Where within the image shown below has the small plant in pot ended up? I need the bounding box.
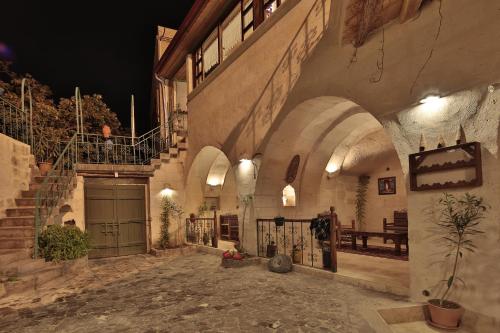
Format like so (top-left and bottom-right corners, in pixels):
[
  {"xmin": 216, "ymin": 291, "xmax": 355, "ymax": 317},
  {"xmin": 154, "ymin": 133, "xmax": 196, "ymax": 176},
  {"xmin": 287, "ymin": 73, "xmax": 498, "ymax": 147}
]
[
  {"xmin": 291, "ymin": 240, "xmax": 305, "ymax": 264},
  {"xmin": 265, "ymin": 233, "xmax": 277, "ymax": 258},
  {"xmin": 274, "ymin": 216, "xmax": 285, "ymax": 227},
  {"xmin": 426, "ymin": 192, "xmax": 487, "ymax": 330}
]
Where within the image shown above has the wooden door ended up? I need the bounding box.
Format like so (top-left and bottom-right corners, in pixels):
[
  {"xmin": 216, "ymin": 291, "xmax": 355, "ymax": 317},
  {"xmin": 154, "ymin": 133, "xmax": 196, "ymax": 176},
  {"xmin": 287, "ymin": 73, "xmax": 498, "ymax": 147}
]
[{"xmin": 85, "ymin": 184, "xmax": 146, "ymax": 258}]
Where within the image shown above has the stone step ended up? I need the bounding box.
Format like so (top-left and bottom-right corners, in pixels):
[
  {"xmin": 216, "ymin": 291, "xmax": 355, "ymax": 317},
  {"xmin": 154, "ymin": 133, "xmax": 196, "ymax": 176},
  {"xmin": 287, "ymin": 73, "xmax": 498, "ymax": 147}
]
[
  {"xmin": 169, "ymin": 147, "xmax": 179, "ymax": 157},
  {"xmin": 1, "ymin": 265, "xmax": 63, "ymax": 297},
  {"xmin": 15, "ymin": 198, "xmax": 35, "ymax": 206},
  {"xmin": 0, "ymin": 226, "xmax": 34, "ymax": 238},
  {"xmin": 2, "ymin": 276, "xmax": 35, "ymax": 296},
  {"xmin": 0, "ymin": 249, "xmax": 31, "ymax": 266},
  {"xmin": 34, "ymin": 265, "xmax": 63, "ymax": 287},
  {"xmin": 0, "ymin": 237, "xmax": 34, "ymax": 249},
  {"xmin": 21, "ymin": 190, "xmax": 37, "ymax": 198},
  {"xmin": 1, "ymin": 258, "xmax": 46, "ymax": 276},
  {"xmin": 6, "ymin": 207, "xmax": 37, "ymax": 217},
  {"xmin": 0, "ymin": 217, "xmax": 34, "ymax": 227}
]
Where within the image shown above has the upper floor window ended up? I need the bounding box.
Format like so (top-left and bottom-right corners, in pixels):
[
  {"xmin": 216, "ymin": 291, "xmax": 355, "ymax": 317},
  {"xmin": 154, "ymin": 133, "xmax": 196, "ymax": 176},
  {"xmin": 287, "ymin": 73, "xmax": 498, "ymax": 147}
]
[
  {"xmin": 203, "ymin": 28, "xmax": 219, "ymax": 76},
  {"xmin": 222, "ymin": 5, "xmax": 242, "ymax": 60},
  {"xmin": 192, "ymin": 0, "xmax": 286, "ymax": 88}
]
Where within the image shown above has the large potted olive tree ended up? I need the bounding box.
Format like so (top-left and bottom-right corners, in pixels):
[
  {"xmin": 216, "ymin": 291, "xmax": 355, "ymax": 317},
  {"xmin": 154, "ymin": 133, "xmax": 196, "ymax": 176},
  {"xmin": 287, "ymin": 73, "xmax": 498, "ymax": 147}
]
[{"xmin": 426, "ymin": 192, "xmax": 487, "ymax": 330}]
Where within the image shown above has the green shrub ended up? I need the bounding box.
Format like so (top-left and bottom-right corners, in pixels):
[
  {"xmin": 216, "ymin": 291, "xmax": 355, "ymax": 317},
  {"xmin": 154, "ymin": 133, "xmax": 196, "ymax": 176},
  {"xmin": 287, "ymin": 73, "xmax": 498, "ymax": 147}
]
[{"xmin": 38, "ymin": 225, "xmax": 90, "ymax": 261}]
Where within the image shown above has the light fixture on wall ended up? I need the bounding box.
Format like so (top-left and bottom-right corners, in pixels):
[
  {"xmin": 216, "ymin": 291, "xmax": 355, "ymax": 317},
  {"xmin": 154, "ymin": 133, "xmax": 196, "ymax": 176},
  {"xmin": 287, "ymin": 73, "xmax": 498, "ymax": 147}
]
[
  {"xmin": 325, "ymin": 163, "xmax": 339, "ymax": 179},
  {"xmin": 419, "ymin": 95, "xmax": 441, "ymax": 104},
  {"xmin": 160, "ymin": 183, "xmax": 175, "ymax": 197},
  {"xmin": 206, "ymin": 176, "xmax": 222, "ymax": 186},
  {"xmin": 419, "ymin": 94, "xmax": 445, "ymax": 113},
  {"xmin": 488, "ymin": 83, "xmax": 500, "ymax": 93}
]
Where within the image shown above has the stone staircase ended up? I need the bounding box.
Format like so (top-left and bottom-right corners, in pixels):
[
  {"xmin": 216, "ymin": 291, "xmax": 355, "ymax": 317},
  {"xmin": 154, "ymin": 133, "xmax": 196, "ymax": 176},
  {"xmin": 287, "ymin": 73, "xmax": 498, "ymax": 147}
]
[{"xmin": 0, "ymin": 163, "xmax": 77, "ymax": 299}]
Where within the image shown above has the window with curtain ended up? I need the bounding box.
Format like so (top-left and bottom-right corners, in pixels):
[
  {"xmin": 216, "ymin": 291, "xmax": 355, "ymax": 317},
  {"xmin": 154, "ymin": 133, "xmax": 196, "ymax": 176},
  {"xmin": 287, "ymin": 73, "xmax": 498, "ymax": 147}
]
[
  {"xmin": 242, "ymin": 0, "xmax": 254, "ymax": 40},
  {"xmin": 202, "ymin": 29, "xmax": 219, "ymax": 76},
  {"xmin": 222, "ymin": 5, "xmax": 242, "ymax": 60}
]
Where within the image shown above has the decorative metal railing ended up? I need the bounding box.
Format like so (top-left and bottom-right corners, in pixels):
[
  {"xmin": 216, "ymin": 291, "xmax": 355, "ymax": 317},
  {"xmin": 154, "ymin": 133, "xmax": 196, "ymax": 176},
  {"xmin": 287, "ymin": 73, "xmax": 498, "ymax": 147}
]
[
  {"xmin": 34, "ymin": 133, "xmax": 78, "ymax": 258},
  {"xmin": 0, "ymin": 90, "xmax": 33, "ymax": 148},
  {"xmin": 32, "ymin": 125, "xmax": 171, "ymax": 257},
  {"xmin": 256, "ymin": 218, "xmax": 328, "ymax": 269},
  {"xmin": 185, "ymin": 217, "xmax": 217, "ymax": 247},
  {"xmin": 74, "ymin": 126, "xmax": 169, "ymax": 165}
]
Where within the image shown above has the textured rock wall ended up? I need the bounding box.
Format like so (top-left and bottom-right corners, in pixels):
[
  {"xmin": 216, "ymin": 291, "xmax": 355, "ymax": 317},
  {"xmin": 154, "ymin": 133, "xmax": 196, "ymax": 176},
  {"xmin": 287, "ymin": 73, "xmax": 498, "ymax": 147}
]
[
  {"xmin": 0, "ymin": 134, "xmax": 32, "ymax": 218},
  {"xmin": 383, "ymin": 86, "xmax": 500, "ymax": 326}
]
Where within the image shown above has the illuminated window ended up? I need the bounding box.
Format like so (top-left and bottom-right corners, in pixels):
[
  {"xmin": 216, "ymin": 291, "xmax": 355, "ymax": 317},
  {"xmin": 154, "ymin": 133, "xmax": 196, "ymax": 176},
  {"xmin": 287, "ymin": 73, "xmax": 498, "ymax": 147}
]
[
  {"xmin": 222, "ymin": 5, "xmax": 242, "ymax": 60},
  {"xmin": 282, "ymin": 184, "xmax": 296, "ymax": 207},
  {"xmin": 202, "ymin": 28, "xmax": 219, "ymax": 76},
  {"xmin": 242, "ymin": 0, "xmax": 254, "ymax": 40}
]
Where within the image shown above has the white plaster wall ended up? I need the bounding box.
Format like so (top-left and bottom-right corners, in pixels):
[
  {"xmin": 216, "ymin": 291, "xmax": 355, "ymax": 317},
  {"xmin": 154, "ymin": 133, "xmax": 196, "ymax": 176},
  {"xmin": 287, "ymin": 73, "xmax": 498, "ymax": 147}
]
[
  {"xmin": 149, "ymin": 160, "xmax": 186, "ymax": 248},
  {"xmin": 384, "ymin": 86, "xmax": 500, "ymax": 329},
  {"xmin": 58, "ymin": 176, "xmax": 85, "ymax": 231},
  {"xmin": 0, "ymin": 134, "xmax": 31, "ymax": 218}
]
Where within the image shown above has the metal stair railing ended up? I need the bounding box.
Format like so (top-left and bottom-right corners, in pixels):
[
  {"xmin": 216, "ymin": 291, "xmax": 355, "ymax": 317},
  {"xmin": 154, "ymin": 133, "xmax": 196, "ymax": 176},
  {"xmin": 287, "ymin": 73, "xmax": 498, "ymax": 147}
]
[
  {"xmin": 0, "ymin": 79, "xmax": 33, "ymax": 148},
  {"xmin": 33, "ymin": 125, "xmax": 172, "ymax": 258},
  {"xmin": 34, "ymin": 133, "xmax": 78, "ymax": 258}
]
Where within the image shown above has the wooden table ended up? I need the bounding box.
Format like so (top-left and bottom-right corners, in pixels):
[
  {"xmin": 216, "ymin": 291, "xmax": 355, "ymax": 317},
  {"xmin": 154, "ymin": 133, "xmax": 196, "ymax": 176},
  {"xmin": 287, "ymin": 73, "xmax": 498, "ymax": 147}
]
[{"xmin": 341, "ymin": 230, "xmax": 408, "ymax": 256}]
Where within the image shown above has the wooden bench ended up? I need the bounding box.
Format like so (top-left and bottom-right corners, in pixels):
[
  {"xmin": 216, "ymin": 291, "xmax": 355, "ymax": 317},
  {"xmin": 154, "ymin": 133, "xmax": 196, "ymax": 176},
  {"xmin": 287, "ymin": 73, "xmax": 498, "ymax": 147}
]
[
  {"xmin": 383, "ymin": 211, "xmax": 408, "ymax": 243},
  {"xmin": 336, "ymin": 219, "xmax": 355, "ymax": 248}
]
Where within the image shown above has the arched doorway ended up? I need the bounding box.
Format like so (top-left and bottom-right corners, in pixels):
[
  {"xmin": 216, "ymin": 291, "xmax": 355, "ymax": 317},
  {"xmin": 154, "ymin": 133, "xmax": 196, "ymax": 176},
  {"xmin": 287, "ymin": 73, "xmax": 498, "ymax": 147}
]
[
  {"xmin": 253, "ymin": 96, "xmax": 409, "ymax": 291},
  {"xmin": 185, "ymin": 146, "xmax": 240, "ymax": 250}
]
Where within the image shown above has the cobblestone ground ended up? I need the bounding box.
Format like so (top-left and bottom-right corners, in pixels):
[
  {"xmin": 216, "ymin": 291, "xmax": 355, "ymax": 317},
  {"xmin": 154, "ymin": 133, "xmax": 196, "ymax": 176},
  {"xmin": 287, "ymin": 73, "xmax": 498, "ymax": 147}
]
[{"xmin": 0, "ymin": 253, "xmax": 406, "ymax": 333}]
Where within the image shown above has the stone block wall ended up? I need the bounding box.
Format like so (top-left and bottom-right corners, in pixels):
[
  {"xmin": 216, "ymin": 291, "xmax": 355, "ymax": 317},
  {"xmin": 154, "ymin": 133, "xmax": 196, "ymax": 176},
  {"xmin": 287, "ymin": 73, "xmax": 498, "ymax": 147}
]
[{"xmin": 0, "ymin": 134, "xmax": 32, "ymax": 218}]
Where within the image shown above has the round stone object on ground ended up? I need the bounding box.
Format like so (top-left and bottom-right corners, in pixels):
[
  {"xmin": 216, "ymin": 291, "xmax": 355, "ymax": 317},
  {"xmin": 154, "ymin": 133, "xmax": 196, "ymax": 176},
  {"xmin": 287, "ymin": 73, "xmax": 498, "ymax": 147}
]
[{"xmin": 268, "ymin": 254, "xmax": 293, "ymax": 273}]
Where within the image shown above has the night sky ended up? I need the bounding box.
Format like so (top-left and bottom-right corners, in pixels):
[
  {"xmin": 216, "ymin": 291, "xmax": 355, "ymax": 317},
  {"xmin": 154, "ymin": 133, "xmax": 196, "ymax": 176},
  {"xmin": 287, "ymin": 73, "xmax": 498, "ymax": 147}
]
[{"xmin": 0, "ymin": 0, "xmax": 194, "ymax": 134}]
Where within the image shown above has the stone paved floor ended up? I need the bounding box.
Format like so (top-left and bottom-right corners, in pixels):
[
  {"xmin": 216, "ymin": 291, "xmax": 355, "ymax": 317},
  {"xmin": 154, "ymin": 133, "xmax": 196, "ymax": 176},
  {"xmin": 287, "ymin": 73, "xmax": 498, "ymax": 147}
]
[{"xmin": 0, "ymin": 252, "xmax": 408, "ymax": 333}]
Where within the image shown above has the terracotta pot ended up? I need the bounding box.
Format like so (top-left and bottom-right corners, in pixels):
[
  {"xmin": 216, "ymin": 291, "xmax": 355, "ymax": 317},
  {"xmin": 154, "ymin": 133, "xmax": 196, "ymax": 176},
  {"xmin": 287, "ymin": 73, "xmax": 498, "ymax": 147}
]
[
  {"xmin": 102, "ymin": 125, "xmax": 111, "ymax": 138},
  {"xmin": 427, "ymin": 299, "xmax": 464, "ymax": 329},
  {"xmin": 292, "ymin": 249, "xmax": 302, "ymax": 264},
  {"xmin": 39, "ymin": 162, "xmax": 53, "ymax": 176}
]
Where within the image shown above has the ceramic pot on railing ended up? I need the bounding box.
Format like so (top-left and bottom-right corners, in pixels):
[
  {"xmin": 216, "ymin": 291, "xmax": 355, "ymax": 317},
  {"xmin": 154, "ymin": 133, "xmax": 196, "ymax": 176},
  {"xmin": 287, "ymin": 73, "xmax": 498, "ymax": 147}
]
[{"xmin": 102, "ymin": 125, "xmax": 111, "ymax": 138}]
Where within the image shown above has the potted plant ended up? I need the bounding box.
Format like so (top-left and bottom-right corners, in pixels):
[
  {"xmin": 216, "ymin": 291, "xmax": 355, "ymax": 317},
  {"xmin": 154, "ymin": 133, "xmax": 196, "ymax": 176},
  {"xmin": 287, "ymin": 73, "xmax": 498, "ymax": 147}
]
[
  {"xmin": 426, "ymin": 193, "xmax": 486, "ymax": 330},
  {"xmin": 291, "ymin": 243, "xmax": 303, "ymax": 264},
  {"xmin": 274, "ymin": 216, "xmax": 285, "ymax": 227},
  {"xmin": 202, "ymin": 231, "xmax": 210, "ymax": 246},
  {"xmin": 266, "ymin": 241, "xmax": 277, "ymax": 258}
]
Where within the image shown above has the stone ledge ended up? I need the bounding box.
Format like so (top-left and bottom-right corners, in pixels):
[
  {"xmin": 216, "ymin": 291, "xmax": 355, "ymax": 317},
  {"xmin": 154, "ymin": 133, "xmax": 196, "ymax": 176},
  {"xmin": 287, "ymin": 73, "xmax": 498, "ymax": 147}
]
[
  {"xmin": 220, "ymin": 257, "xmax": 261, "ymax": 268},
  {"xmin": 150, "ymin": 246, "xmax": 198, "ymax": 257}
]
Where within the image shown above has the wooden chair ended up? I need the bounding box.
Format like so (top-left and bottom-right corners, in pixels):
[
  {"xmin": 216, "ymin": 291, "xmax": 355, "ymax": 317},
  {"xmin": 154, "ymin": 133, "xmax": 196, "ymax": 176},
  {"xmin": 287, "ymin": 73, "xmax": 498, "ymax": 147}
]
[
  {"xmin": 383, "ymin": 211, "xmax": 408, "ymax": 243},
  {"xmin": 337, "ymin": 219, "xmax": 355, "ymax": 248}
]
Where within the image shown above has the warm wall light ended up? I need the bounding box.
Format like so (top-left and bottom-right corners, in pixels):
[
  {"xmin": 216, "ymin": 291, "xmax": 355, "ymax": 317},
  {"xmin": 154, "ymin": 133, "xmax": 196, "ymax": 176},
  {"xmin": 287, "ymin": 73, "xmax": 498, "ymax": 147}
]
[
  {"xmin": 160, "ymin": 183, "xmax": 175, "ymax": 197},
  {"xmin": 325, "ymin": 163, "xmax": 338, "ymax": 174},
  {"xmin": 206, "ymin": 176, "xmax": 222, "ymax": 186},
  {"xmin": 419, "ymin": 95, "xmax": 441, "ymax": 104}
]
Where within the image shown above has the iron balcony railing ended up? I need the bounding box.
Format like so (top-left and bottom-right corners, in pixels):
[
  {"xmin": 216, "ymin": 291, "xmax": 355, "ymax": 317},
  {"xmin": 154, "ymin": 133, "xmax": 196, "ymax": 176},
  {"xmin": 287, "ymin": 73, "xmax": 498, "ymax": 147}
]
[
  {"xmin": 185, "ymin": 217, "xmax": 217, "ymax": 247},
  {"xmin": 257, "ymin": 218, "xmax": 329, "ymax": 269},
  {"xmin": 75, "ymin": 125, "xmax": 169, "ymax": 165},
  {"xmin": 33, "ymin": 126, "xmax": 171, "ymax": 257},
  {"xmin": 0, "ymin": 95, "xmax": 33, "ymax": 147}
]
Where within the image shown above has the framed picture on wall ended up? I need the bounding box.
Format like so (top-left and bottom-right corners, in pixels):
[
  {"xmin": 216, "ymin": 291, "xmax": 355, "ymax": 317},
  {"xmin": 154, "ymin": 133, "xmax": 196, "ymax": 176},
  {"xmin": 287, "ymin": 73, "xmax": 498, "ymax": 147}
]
[{"xmin": 378, "ymin": 177, "xmax": 396, "ymax": 195}]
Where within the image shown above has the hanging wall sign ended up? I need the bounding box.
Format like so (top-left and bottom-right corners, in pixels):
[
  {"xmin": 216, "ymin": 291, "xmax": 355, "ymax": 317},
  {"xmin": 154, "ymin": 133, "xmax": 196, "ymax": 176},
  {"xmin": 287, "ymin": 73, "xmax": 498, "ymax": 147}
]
[{"xmin": 285, "ymin": 155, "xmax": 300, "ymax": 184}]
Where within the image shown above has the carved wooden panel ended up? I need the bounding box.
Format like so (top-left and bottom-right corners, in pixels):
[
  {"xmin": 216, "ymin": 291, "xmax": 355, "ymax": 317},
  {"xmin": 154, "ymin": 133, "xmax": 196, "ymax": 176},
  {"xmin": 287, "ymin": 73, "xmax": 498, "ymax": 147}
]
[{"xmin": 409, "ymin": 142, "xmax": 482, "ymax": 191}]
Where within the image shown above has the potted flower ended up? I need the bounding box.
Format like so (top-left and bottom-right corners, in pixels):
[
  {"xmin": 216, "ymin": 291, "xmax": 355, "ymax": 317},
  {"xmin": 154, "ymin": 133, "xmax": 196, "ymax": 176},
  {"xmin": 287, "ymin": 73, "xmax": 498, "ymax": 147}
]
[
  {"xmin": 426, "ymin": 193, "xmax": 486, "ymax": 330},
  {"xmin": 274, "ymin": 216, "xmax": 285, "ymax": 227}
]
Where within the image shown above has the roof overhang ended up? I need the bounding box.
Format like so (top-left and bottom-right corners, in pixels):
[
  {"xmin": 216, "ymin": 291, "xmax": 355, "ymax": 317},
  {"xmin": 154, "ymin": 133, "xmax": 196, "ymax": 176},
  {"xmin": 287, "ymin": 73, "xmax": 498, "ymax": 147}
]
[{"xmin": 155, "ymin": 0, "xmax": 240, "ymax": 79}]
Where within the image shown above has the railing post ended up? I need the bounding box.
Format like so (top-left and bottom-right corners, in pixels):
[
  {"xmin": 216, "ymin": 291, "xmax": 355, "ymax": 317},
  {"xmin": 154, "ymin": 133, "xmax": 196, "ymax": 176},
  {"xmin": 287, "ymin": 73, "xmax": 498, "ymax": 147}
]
[
  {"xmin": 329, "ymin": 206, "xmax": 338, "ymax": 273},
  {"xmin": 212, "ymin": 209, "xmax": 218, "ymax": 248}
]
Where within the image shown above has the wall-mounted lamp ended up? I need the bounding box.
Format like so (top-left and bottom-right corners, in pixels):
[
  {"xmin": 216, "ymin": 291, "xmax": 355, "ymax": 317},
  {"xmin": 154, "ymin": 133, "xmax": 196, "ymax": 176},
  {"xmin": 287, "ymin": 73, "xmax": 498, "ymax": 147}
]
[
  {"xmin": 206, "ymin": 177, "xmax": 222, "ymax": 186},
  {"xmin": 325, "ymin": 163, "xmax": 339, "ymax": 179},
  {"xmin": 160, "ymin": 183, "xmax": 175, "ymax": 197},
  {"xmin": 419, "ymin": 95, "xmax": 441, "ymax": 104},
  {"xmin": 488, "ymin": 83, "xmax": 500, "ymax": 93}
]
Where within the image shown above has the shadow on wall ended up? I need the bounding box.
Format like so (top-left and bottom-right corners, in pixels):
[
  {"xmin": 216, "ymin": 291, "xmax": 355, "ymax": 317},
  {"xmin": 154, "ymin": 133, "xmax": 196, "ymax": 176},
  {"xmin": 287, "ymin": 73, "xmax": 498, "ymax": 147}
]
[{"xmin": 225, "ymin": 0, "xmax": 330, "ymax": 156}]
